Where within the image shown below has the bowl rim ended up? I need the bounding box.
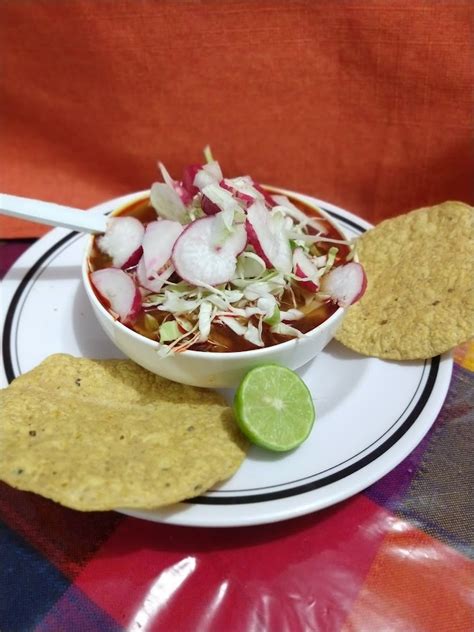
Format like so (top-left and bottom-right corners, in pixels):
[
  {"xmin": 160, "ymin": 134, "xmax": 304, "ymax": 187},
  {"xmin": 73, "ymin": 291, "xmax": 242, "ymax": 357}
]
[{"xmin": 82, "ymin": 188, "xmax": 349, "ymax": 359}]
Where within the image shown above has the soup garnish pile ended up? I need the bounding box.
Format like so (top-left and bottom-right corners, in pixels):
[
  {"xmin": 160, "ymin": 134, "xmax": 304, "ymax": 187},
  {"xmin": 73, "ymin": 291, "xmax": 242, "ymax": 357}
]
[{"xmin": 89, "ymin": 151, "xmax": 366, "ymax": 354}]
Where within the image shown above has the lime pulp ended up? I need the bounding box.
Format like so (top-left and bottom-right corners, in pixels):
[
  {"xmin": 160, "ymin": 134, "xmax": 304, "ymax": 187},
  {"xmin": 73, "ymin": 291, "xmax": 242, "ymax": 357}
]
[{"xmin": 233, "ymin": 365, "xmax": 315, "ymax": 452}]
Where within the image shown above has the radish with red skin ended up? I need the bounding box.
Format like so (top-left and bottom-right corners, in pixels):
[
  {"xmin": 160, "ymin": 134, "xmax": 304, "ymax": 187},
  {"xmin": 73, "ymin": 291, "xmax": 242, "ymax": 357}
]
[
  {"xmin": 293, "ymin": 248, "xmax": 319, "ymax": 293},
  {"xmin": 141, "ymin": 220, "xmax": 183, "ymax": 273},
  {"xmin": 136, "ymin": 257, "xmax": 175, "ymax": 292},
  {"xmin": 234, "ymin": 190, "xmax": 256, "ymax": 206},
  {"xmin": 245, "ymin": 220, "xmax": 273, "ymax": 268},
  {"xmin": 90, "ymin": 268, "xmax": 142, "ymax": 323},
  {"xmin": 219, "ymin": 180, "xmax": 233, "ymax": 193},
  {"xmin": 193, "ymin": 162, "xmax": 223, "ymax": 190},
  {"xmin": 246, "ymin": 201, "xmax": 292, "ymax": 273},
  {"xmin": 121, "ymin": 247, "xmax": 143, "ymax": 270},
  {"xmin": 201, "ymin": 183, "xmax": 243, "ymax": 217},
  {"xmin": 321, "ymin": 262, "xmax": 367, "ymax": 307},
  {"xmin": 253, "ymin": 182, "xmax": 277, "ymax": 208},
  {"xmin": 201, "ymin": 195, "xmax": 221, "ymax": 216},
  {"xmin": 221, "ymin": 179, "xmax": 258, "ymax": 206},
  {"xmin": 182, "ymin": 164, "xmax": 201, "ymax": 198},
  {"xmin": 97, "ymin": 217, "xmax": 145, "ymax": 269},
  {"xmin": 172, "ymin": 216, "xmax": 247, "ymax": 286},
  {"xmin": 135, "ymin": 220, "xmax": 183, "ymax": 291}
]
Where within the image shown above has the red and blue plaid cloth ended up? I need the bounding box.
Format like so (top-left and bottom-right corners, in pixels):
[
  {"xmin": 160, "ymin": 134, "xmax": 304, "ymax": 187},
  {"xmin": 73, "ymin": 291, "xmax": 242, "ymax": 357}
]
[{"xmin": 1, "ymin": 241, "xmax": 473, "ymax": 632}]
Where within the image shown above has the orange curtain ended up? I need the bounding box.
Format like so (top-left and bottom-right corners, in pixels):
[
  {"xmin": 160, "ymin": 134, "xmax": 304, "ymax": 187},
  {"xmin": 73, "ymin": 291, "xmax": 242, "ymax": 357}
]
[{"xmin": 1, "ymin": 0, "xmax": 472, "ymax": 237}]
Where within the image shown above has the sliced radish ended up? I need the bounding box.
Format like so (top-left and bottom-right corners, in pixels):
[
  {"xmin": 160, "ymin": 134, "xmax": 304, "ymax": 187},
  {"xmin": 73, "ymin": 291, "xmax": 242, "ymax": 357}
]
[
  {"xmin": 97, "ymin": 217, "xmax": 145, "ymax": 269},
  {"xmin": 222, "ymin": 176, "xmax": 261, "ymax": 206},
  {"xmin": 121, "ymin": 247, "xmax": 143, "ymax": 269},
  {"xmin": 172, "ymin": 216, "xmax": 247, "ymax": 286},
  {"xmin": 202, "ymin": 183, "xmax": 242, "ymax": 215},
  {"xmin": 321, "ymin": 262, "xmax": 367, "ymax": 307},
  {"xmin": 136, "ymin": 257, "xmax": 175, "ymax": 292},
  {"xmin": 219, "ymin": 180, "xmax": 234, "ymax": 193},
  {"xmin": 246, "ymin": 201, "xmax": 292, "ymax": 273},
  {"xmin": 182, "ymin": 164, "xmax": 201, "ymax": 198},
  {"xmin": 141, "ymin": 220, "xmax": 183, "ymax": 273},
  {"xmin": 90, "ymin": 268, "xmax": 141, "ymax": 322},
  {"xmin": 193, "ymin": 161, "xmax": 223, "ymax": 190},
  {"xmin": 252, "ymin": 182, "xmax": 277, "ymax": 208},
  {"xmin": 135, "ymin": 220, "xmax": 183, "ymax": 292},
  {"xmin": 201, "ymin": 195, "xmax": 221, "ymax": 216},
  {"xmin": 245, "ymin": 220, "xmax": 272, "ymax": 267},
  {"xmin": 293, "ymin": 247, "xmax": 320, "ymax": 293}
]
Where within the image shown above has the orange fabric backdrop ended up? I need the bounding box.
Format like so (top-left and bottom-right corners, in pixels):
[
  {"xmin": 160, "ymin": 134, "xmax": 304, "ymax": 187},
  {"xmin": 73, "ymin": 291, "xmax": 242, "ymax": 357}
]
[{"xmin": 1, "ymin": 0, "xmax": 472, "ymax": 238}]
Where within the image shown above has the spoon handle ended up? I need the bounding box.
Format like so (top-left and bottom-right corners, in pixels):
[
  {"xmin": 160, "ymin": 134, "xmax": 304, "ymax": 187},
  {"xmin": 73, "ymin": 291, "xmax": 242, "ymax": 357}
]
[{"xmin": 0, "ymin": 194, "xmax": 107, "ymax": 234}]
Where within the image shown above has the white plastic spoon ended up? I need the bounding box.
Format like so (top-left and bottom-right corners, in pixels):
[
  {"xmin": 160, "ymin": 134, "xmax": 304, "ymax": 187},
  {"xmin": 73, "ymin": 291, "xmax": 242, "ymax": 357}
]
[{"xmin": 0, "ymin": 193, "xmax": 107, "ymax": 234}]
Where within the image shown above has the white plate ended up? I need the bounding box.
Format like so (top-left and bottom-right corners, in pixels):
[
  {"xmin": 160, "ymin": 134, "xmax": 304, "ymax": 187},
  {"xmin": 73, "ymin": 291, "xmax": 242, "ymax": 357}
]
[{"xmin": 0, "ymin": 192, "xmax": 452, "ymax": 528}]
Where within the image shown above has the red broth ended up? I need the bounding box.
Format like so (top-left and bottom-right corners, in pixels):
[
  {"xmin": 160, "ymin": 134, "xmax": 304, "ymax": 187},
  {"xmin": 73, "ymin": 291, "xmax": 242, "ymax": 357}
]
[{"xmin": 89, "ymin": 194, "xmax": 350, "ymax": 352}]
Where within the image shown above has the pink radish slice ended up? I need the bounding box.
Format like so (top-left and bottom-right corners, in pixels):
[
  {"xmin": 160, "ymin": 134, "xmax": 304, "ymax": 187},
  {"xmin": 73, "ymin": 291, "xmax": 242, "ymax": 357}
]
[
  {"xmin": 221, "ymin": 179, "xmax": 256, "ymax": 206},
  {"xmin": 90, "ymin": 268, "xmax": 142, "ymax": 322},
  {"xmin": 172, "ymin": 216, "xmax": 247, "ymax": 286},
  {"xmin": 121, "ymin": 247, "xmax": 143, "ymax": 269},
  {"xmin": 219, "ymin": 180, "xmax": 233, "ymax": 193},
  {"xmin": 141, "ymin": 220, "xmax": 183, "ymax": 275},
  {"xmin": 321, "ymin": 262, "xmax": 367, "ymax": 307},
  {"xmin": 245, "ymin": 220, "xmax": 273, "ymax": 268},
  {"xmin": 252, "ymin": 182, "xmax": 277, "ymax": 208},
  {"xmin": 182, "ymin": 164, "xmax": 201, "ymax": 197},
  {"xmin": 136, "ymin": 257, "xmax": 175, "ymax": 292},
  {"xmin": 293, "ymin": 248, "xmax": 319, "ymax": 292},
  {"xmin": 201, "ymin": 195, "xmax": 221, "ymax": 216},
  {"xmin": 235, "ymin": 190, "xmax": 255, "ymax": 205},
  {"xmin": 246, "ymin": 201, "xmax": 292, "ymax": 273},
  {"xmin": 97, "ymin": 217, "xmax": 145, "ymax": 269},
  {"xmin": 193, "ymin": 162, "xmax": 223, "ymax": 190}
]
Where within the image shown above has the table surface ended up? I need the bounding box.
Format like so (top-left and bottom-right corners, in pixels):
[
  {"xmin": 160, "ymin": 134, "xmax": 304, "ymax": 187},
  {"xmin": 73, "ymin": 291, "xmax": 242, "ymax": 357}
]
[{"xmin": 1, "ymin": 239, "xmax": 473, "ymax": 632}]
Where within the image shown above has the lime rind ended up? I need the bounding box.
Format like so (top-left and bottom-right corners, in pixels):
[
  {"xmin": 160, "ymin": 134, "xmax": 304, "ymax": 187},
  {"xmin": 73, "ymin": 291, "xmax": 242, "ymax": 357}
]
[{"xmin": 233, "ymin": 365, "xmax": 315, "ymax": 452}]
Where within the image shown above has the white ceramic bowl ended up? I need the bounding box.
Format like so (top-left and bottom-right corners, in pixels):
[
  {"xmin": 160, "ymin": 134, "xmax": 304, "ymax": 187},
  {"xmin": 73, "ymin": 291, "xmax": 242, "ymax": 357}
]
[{"xmin": 82, "ymin": 190, "xmax": 347, "ymax": 388}]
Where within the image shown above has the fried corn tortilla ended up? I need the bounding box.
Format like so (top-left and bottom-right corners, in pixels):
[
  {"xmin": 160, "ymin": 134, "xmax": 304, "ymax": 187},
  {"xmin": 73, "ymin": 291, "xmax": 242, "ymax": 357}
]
[
  {"xmin": 0, "ymin": 354, "xmax": 248, "ymax": 511},
  {"xmin": 336, "ymin": 201, "xmax": 474, "ymax": 359}
]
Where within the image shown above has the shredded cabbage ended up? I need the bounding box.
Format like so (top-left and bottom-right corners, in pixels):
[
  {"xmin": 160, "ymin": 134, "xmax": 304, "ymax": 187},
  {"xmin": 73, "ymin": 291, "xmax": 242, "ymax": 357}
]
[{"xmin": 159, "ymin": 320, "xmax": 181, "ymax": 343}]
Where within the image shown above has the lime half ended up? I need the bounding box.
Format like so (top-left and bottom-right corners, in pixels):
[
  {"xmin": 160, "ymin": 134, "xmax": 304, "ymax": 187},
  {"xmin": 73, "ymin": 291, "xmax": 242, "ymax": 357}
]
[{"xmin": 233, "ymin": 365, "xmax": 315, "ymax": 452}]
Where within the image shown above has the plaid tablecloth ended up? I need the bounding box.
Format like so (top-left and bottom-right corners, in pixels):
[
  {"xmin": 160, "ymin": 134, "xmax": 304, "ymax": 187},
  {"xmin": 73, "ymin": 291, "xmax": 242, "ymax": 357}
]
[{"xmin": 0, "ymin": 240, "xmax": 472, "ymax": 632}]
